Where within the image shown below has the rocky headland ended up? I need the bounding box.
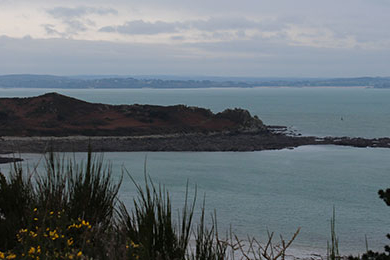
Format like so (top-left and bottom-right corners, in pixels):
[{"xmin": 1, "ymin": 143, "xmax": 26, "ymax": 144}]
[{"xmin": 0, "ymin": 93, "xmax": 389, "ymax": 163}]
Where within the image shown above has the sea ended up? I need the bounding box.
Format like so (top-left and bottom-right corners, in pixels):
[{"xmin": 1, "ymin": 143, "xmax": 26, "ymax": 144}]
[{"xmin": 1, "ymin": 87, "xmax": 390, "ymax": 257}]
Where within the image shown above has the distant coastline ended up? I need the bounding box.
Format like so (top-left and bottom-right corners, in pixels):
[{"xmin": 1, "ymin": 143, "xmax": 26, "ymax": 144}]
[{"xmin": 1, "ymin": 74, "xmax": 390, "ymax": 89}]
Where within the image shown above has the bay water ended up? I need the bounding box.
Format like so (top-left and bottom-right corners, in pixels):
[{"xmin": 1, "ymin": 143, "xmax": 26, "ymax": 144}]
[{"xmin": 1, "ymin": 87, "xmax": 390, "ymax": 256}]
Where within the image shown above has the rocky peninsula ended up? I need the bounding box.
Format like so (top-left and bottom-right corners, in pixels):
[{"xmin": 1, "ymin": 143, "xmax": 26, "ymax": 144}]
[{"xmin": 0, "ymin": 93, "xmax": 389, "ymax": 163}]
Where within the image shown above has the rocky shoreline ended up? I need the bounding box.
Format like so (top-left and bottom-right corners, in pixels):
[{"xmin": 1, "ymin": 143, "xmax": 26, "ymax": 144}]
[{"xmin": 1, "ymin": 131, "xmax": 390, "ymax": 164}]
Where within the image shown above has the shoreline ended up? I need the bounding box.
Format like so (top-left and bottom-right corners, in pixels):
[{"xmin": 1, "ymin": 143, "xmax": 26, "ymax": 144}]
[{"xmin": 1, "ymin": 133, "xmax": 390, "ymax": 163}]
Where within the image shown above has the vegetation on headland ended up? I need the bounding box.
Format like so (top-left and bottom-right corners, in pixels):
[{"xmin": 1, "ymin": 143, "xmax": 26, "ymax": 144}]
[
  {"xmin": 0, "ymin": 151, "xmax": 389, "ymax": 259},
  {"xmin": 0, "ymin": 93, "xmax": 265, "ymax": 137}
]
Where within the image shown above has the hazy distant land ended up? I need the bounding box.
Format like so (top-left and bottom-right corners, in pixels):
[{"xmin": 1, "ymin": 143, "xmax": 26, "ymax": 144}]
[{"xmin": 1, "ymin": 74, "xmax": 390, "ymax": 89}]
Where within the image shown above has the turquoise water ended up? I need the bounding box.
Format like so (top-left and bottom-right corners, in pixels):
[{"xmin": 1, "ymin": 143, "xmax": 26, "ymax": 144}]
[{"xmin": 1, "ymin": 87, "xmax": 390, "ymax": 256}]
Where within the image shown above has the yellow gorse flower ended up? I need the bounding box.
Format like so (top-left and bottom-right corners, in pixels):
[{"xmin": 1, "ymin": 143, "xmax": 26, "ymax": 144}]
[
  {"xmin": 5, "ymin": 254, "xmax": 16, "ymax": 259},
  {"xmin": 130, "ymin": 240, "xmax": 140, "ymax": 248},
  {"xmin": 28, "ymin": 247, "xmax": 36, "ymax": 255},
  {"xmin": 29, "ymin": 231, "xmax": 38, "ymax": 238}
]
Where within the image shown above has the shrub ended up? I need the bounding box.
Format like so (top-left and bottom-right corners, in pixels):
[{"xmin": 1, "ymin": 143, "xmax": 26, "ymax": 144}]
[
  {"xmin": 0, "ymin": 163, "xmax": 35, "ymax": 250},
  {"xmin": 117, "ymin": 173, "xmax": 195, "ymax": 260},
  {"xmin": 0, "ymin": 150, "xmax": 300, "ymax": 259}
]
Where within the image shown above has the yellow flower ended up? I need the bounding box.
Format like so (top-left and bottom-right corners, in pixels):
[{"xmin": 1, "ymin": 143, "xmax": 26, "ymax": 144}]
[
  {"xmin": 50, "ymin": 211, "xmax": 54, "ymax": 215},
  {"xmin": 76, "ymin": 251, "xmax": 82, "ymax": 257},
  {"xmin": 37, "ymin": 246, "xmax": 41, "ymax": 254},
  {"xmin": 6, "ymin": 254, "xmax": 16, "ymax": 259},
  {"xmin": 0, "ymin": 251, "xmax": 5, "ymax": 259},
  {"xmin": 33, "ymin": 208, "xmax": 37, "ymax": 212},
  {"xmin": 130, "ymin": 241, "xmax": 140, "ymax": 248},
  {"xmin": 28, "ymin": 247, "xmax": 36, "ymax": 255},
  {"xmin": 67, "ymin": 238, "xmax": 74, "ymax": 246},
  {"xmin": 49, "ymin": 230, "xmax": 59, "ymax": 240},
  {"xmin": 29, "ymin": 231, "xmax": 38, "ymax": 238}
]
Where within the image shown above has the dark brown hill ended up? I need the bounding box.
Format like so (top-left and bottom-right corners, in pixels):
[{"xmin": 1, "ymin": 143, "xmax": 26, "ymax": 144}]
[{"xmin": 0, "ymin": 93, "xmax": 266, "ymax": 136}]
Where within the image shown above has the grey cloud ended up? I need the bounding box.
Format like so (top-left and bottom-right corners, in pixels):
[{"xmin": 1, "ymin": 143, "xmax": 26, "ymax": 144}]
[
  {"xmin": 99, "ymin": 26, "xmax": 116, "ymax": 33},
  {"xmin": 43, "ymin": 24, "xmax": 63, "ymax": 36},
  {"xmin": 186, "ymin": 16, "xmax": 291, "ymax": 32},
  {"xmin": 171, "ymin": 35, "xmax": 185, "ymax": 41},
  {"xmin": 65, "ymin": 20, "xmax": 87, "ymax": 33},
  {"xmin": 45, "ymin": 6, "xmax": 117, "ymax": 36},
  {"xmin": 99, "ymin": 20, "xmax": 180, "ymax": 35},
  {"xmin": 47, "ymin": 6, "xmax": 118, "ymax": 19},
  {"xmin": 1, "ymin": 36, "xmax": 390, "ymax": 77},
  {"xmin": 99, "ymin": 17, "xmax": 286, "ymax": 36},
  {"xmin": 188, "ymin": 17, "xmax": 260, "ymax": 31}
]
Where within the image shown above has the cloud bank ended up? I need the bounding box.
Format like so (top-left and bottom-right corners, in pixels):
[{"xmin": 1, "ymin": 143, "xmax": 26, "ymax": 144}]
[{"xmin": 0, "ymin": 0, "xmax": 389, "ymax": 76}]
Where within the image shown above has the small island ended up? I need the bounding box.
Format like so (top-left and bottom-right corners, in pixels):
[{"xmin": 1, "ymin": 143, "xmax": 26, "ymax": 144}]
[{"xmin": 0, "ymin": 93, "xmax": 389, "ymax": 163}]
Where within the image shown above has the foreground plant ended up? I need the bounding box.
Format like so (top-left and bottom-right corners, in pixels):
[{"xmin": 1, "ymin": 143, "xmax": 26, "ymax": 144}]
[
  {"xmin": 12, "ymin": 208, "xmax": 90, "ymax": 259},
  {"xmin": 0, "ymin": 151, "xmax": 301, "ymax": 259},
  {"xmin": 118, "ymin": 169, "xmax": 196, "ymax": 260},
  {"xmin": 348, "ymin": 189, "xmax": 390, "ymax": 260},
  {"xmin": 0, "ymin": 151, "xmax": 120, "ymax": 259}
]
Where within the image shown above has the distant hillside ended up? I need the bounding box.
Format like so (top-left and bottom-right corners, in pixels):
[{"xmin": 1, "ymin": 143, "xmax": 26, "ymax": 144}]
[
  {"xmin": 1, "ymin": 74, "xmax": 390, "ymax": 89},
  {"xmin": 0, "ymin": 93, "xmax": 266, "ymax": 136}
]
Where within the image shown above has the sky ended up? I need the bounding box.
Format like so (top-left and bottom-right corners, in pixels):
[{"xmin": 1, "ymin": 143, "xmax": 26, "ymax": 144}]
[{"xmin": 1, "ymin": 0, "xmax": 390, "ymax": 77}]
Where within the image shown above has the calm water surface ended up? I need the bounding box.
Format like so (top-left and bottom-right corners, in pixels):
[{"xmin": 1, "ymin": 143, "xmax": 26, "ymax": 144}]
[{"xmin": 1, "ymin": 87, "xmax": 390, "ymax": 256}]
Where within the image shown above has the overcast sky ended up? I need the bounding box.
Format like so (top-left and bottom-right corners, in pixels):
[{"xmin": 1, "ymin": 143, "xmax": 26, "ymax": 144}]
[{"xmin": 1, "ymin": 0, "xmax": 390, "ymax": 77}]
